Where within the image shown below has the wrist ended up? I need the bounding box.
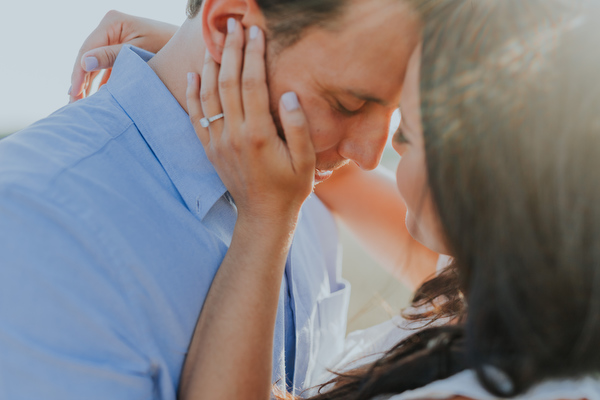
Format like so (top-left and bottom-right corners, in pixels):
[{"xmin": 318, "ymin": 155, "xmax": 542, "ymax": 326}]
[
  {"xmin": 236, "ymin": 209, "xmax": 300, "ymax": 233},
  {"xmin": 231, "ymin": 212, "xmax": 299, "ymax": 265},
  {"xmin": 236, "ymin": 199, "xmax": 302, "ymax": 225},
  {"xmin": 236, "ymin": 207, "xmax": 300, "ymax": 239}
]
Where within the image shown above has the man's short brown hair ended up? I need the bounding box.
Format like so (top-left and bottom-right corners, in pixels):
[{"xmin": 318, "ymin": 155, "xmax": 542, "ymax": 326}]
[{"xmin": 186, "ymin": 0, "xmax": 346, "ymax": 48}]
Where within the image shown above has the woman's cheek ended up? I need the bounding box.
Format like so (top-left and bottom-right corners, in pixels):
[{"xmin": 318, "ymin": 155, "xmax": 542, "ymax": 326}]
[
  {"xmin": 396, "ymin": 155, "xmax": 421, "ymax": 215},
  {"xmin": 396, "ymin": 155, "xmax": 424, "ymax": 241},
  {"xmin": 397, "ymin": 153, "xmax": 450, "ymax": 255}
]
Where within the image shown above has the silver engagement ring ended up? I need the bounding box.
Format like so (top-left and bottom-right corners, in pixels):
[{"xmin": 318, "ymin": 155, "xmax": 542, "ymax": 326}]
[{"xmin": 199, "ymin": 113, "xmax": 224, "ymax": 128}]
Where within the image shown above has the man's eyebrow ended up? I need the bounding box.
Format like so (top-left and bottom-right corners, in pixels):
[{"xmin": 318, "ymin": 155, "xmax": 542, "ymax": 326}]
[{"xmin": 346, "ymin": 90, "xmax": 391, "ymax": 107}]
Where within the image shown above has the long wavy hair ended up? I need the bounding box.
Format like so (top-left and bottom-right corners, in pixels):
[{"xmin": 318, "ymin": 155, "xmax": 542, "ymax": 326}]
[{"xmin": 286, "ymin": 0, "xmax": 600, "ymax": 398}]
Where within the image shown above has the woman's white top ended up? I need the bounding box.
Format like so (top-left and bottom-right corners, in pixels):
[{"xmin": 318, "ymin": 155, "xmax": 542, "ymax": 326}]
[{"xmin": 312, "ymin": 312, "xmax": 600, "ymax": 399}]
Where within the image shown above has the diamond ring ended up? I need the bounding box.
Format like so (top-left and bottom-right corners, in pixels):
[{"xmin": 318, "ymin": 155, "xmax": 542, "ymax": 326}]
[{"xmin": 199, "ymin": 113, "xmax": 224, "ymax": 128}]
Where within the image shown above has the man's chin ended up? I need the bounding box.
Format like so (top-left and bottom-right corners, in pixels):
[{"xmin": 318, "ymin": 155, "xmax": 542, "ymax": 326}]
[
  {"xmin": 313, "ymin": 160, "xmax": 350, "ymax": 186},
  {"xmin": 314, "ymin": 169, "xmax": 334, "ymax": 184}
]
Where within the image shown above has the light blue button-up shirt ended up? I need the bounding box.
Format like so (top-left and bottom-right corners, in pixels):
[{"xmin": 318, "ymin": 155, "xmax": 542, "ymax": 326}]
[{"xmin": 0, "ymin": 46, "xmax": 349, "ymax": 399}]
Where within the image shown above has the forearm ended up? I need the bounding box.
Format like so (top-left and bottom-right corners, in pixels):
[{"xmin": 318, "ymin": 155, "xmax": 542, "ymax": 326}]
[
  {"xmin": 180, "ymin": 21, "xmax": 315, "ymax": 399},
  {"xmin": 316, "ymin": 163, "xmax": 437, "ymax": 290},
  {"xmin": 179, "ymin": 215, "xmax": 298, "ymax": 400}
]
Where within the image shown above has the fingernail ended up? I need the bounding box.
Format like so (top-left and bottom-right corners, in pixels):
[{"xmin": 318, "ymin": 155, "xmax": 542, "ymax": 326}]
[
  {"xmin": 205, "ymin": 49, "xmax": 212, "ymax": 61},
  {"xmin": 227, "ymin": 18, "xmax": 236, "ymax": 34},
  {"xmin": 250, "ymin": 26, "xmax": 259, "ymax": 40},
  {"xmin": 67, "ymin": 86, "xmax": 72, "ymax": 96},
  {"xmin": 83, "ymin": 56, "xmax": 98, "ymax": 72},
  {"xmin": 282, "ymin": 92, "xmax": 299, "ymax": 111},
  {"xmin": 187, "ymin": 72, "xmax": 194, "ymax": 86}
]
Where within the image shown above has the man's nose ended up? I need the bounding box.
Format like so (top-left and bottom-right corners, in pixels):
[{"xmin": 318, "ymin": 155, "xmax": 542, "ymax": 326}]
[{"xmin": 338, "ymin": 117, "xmax": 391, "ymax": 171}]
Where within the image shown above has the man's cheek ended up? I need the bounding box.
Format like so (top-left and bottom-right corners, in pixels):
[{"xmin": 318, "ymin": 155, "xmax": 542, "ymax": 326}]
[
  {"xmin": 301, "ymin": 96, "xmax": 344, "ymax": 151},
  {"xmin": 307, "ymin": 119, "xmax": 344, "ymax": 153}
]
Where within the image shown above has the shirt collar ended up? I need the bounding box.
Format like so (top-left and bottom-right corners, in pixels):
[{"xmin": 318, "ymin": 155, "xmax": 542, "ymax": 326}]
[{"xmin": 106, "ymin": 45, "xmax": 226, "ymax": 219}]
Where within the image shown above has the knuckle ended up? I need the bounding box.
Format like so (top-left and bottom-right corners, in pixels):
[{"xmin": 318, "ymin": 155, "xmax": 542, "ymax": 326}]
[
  {"xmin": 203, "ymin": 53, "xmax": 215, "ymax": 66},
  {"xmin": 189, "ymin": 108, "xmax": 200, "ymax": 123},
  {"xmin": 229, "ymin": 137, "xmax": 243, "ymax": 153},
  {"xmin": 215, "ymin": 142, "xmax": 227, "ymax": 157},
  {"xmin": 206, "ymin": 149, "xmax": 217, "ymax": 165},
  {"xmin": 245, "ymin": 46, "xmax": 263, "ymax": 56},
  {"xmin": 249, "ymin": 134, "xmax": 267, "ymax": 148},
  {"xmin": 242, "ymin": 76, "xmax": 264, "ymax": 92},
  {"xmin": 223, "ymin": 36, "xmax": 242, "ymax": 50},
  {"xmin": 286, "ymin": 117, "xmax": 306, "ymax": 130},
  {"xmin": 200, "ymin": 87, "xmax": 216, "ymax": 102},
  {"xmin": 101, "ymin": 49, "xmax": 117, "ymax": 67},
  {"xmin": 104, "ymin": 10, "xmax": 123, "ymax": 22},
  {"xmin": 244, "ymin": 126, "xmax": 266, "ymax": 147},
  {"xmin": 218, "ymin": 78, "xmax": 237, "ymax": 91}
]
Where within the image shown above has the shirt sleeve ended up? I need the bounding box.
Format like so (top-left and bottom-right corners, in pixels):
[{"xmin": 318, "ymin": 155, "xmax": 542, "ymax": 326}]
[{"xmin": 0, "ymin": 187, "xmax": 157, "ymax": 400}]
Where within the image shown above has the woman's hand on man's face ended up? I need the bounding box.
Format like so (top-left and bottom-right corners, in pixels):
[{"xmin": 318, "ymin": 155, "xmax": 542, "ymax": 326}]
[
  {"xmin": 69, "ymin": 11, "xmax": 177, "ymax": 103},
  {"xmin": 186, "ymin": 19, "xmax": 316, "ymax": 225}
]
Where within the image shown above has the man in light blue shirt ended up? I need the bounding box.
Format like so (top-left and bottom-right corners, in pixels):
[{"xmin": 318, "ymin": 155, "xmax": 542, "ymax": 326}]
[
  {"xmin": 0, "ymin": 44, "xmax": 348, "ymax": 398},
  {"xmin": 0, "ymin": 0, "xmax": 418, "ymax": 398}
]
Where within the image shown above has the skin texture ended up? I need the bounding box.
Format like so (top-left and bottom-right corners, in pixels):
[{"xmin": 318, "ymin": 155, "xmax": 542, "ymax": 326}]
[
  {"xmin": 70, "ymin": 3, "xmax": 435, "ymax": 289},
  {"xmin": 388, "ymin": 46, "xmax": 587, "ymax": 400},
  {"xmin": 181, "ymin": 22, "xmax": 314, "ymax": 399},
  {"xmin": 179, "ymin": 32, "xmax": 583, "ymax": 399},
  {"xmin": 69, "ymin": 11, "xmax": 178, "ymax": 102},
  {"xmin": 147, "ymin": 0, "xmax": 420, "ymax": 183},
  {"xmin": 315, "ymin": 163, "xmax": 438, "ymax": 289},
  {"xmin": 393, "ymin": 46, "xmax": 449, "ymax": 255},
  {"xmin": 66, "ymin": 4, "xmax": 446, "ymax": 397},
  {"xmin": 178, "ymin": 27, "xmax": 459, "ymax": 400},
  {"xmin": 316, "ymin": 45, "xmax": 445, "ymax": 291},
  {"xmin": 68, "ymin": 8, "xmax": 589, "ymax": 400},
  {"xmin": 264, "ymin": 0, "xmax": 421, "ymax": 174}
]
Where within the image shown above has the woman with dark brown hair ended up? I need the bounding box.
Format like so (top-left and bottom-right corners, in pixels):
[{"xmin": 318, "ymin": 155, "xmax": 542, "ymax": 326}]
[{"xmin": 72, "ymin": 0, "xmax": 600, "ymax": 398}]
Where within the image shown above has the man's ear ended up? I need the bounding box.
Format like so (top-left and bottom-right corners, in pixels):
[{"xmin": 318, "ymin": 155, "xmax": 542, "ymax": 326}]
[{"xmin": 202, "ymin": 0, "xmax": 266, "ymax": 64}]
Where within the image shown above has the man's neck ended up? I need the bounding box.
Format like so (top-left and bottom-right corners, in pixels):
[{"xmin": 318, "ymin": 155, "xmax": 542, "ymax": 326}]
[{"xmin": 147, "ymin": 19, "xmax": 206, "ymax": 114}]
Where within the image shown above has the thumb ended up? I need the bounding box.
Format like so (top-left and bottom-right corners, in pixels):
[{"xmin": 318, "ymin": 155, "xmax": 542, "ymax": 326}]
[
  {"xmin": 279, "ymin": 92, "xmax": 315, "ymax": 175},
  {"xmin": 80, "ymin": 44, "xmax": 124, "ymax": 72}
]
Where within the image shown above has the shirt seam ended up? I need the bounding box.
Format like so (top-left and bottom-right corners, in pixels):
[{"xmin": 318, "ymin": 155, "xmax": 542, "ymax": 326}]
[
  {"xmin": 105, "ymin": 85, "xmax": 215, "ymax": 218},
  {"xmin": 40, "ymin": 120, "xmax": 134, "ymax": 195}
]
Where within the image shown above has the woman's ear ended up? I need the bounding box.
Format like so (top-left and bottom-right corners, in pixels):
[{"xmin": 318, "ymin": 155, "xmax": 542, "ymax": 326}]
[{"xmin": 201, "ymin": 0, "xmax": 265, "ymax": 64}]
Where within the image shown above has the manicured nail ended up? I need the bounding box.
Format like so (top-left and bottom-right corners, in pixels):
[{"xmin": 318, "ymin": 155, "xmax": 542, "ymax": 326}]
[
  {"xmin": 227, "ymin": 18, "xmax": 236, "ymax": 34},
  {"xmin": 83, "ymin": 56, "xmax": 98, "ymax": 72},
  {"xmin": 67, "ymin": 86, "xmax": 72, "ymax": 96},
  {"xmin": 250, "ymin": 26, "xmax": 259, "ymax": 40},
  {"xmin": 187, "ymin": 72, "xmax": 194, "ymax": 86},
  {"xmin": 282, "ymin": 92, "xmax": 299, "ymax": 111},
  {"xmin": 205, "ymin": 49, "xmax": 212, "ymax": 61}
]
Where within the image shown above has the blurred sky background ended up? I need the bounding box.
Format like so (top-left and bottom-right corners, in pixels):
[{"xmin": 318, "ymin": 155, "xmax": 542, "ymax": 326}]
[
  {"xmin": 1, "ymin": 0, "xmax": 187, "ymax": 134},
  {"xmin": 1, "ymin": 0, "xmax": 409, "ymax": 332}
]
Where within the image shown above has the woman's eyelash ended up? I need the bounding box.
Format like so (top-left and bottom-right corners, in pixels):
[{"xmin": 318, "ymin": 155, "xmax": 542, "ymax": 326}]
[{"xmin": 394, "ymin": 125, "xmax": 410, "ymax": 144}]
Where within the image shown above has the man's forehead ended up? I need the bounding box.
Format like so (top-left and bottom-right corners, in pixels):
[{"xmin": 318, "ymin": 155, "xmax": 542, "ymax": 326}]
[
  {"xmin": 338, "ymin": 0, "xmax": 417, "ymax": 30},
  {"xmin": 267, "ymin": 0, "xmax": 417, "ymax": 108},
  {"xmin": 284, "ymin": 0, "xmax": 417, "ymax": 45}
]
